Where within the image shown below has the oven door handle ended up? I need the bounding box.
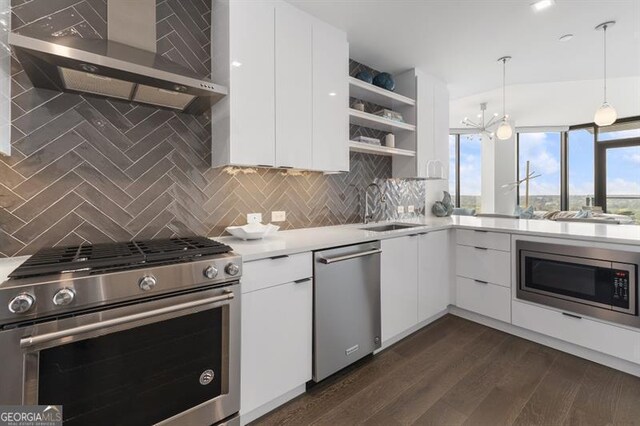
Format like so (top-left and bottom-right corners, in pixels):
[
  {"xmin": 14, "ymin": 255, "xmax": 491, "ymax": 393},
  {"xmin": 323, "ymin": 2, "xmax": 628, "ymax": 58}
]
[{"xmin": 19, "ymin": 292, "xmax": 235, "ymax": 349}]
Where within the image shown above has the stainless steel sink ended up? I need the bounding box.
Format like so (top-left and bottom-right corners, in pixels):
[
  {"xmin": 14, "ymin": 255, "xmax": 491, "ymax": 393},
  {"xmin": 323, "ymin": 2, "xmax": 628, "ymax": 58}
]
[{"xmin": 361, "ymin": 223, "xmax": 423, "ymax": 232}]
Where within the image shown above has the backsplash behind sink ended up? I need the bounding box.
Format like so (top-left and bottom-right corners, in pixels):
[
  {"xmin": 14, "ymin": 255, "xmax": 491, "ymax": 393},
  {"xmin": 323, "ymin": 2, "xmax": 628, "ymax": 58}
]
[{"xmin": 0, "ymin": 0, "xmax": 393, "ymax": 257}]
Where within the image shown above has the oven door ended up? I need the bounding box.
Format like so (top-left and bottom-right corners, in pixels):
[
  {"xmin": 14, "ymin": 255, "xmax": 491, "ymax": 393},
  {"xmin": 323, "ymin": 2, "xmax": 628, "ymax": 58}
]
[
  {"xmin": 0, "ymin": 283, "xmax": 240, "ymax": 426},
  {"xmin": 520, "ymin": 250, "xmax": 636, "ymax": 315}
]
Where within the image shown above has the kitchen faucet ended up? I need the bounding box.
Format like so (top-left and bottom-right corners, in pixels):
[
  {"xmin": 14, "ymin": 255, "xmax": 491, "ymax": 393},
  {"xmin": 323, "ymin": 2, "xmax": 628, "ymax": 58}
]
[{"xmin": 363, "ymin": 182, "xmax": 386, "ymax": 224}]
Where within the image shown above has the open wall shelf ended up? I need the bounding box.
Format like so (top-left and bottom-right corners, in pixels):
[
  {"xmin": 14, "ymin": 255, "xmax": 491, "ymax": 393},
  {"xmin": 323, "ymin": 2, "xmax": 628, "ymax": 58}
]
[
  {"xmin": 349, "ymin": 141, "xmax": 416, "ymax": 157},
  {"xmin": 349, "ymin": 109, "xmax": 416, "ymax": 133},
  {"xmin": 349, "ymin": 77, "xmax": 416, "ymax": 108}
]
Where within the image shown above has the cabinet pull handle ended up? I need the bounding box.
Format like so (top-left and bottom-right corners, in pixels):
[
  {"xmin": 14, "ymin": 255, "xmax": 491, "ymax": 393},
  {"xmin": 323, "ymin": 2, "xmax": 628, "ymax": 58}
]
[
  {"xmin": 474, "ymin": 246, "xmax": 488, "ymax": 251},
  {"xmin": 318, "ymin": 248, "xmax": 382, "ymax": 264},
  {"xmin": 474, "ymin": 230, "xmax": 488, "ymax": 233},
  {"xmin": 562, "ymin": 312, "xmax": 582, "ymax": 320},
  {"xmin": 270, "ymin": 255, "xmax": 290, "ymax": 260},
  {"xmin": 294, "ymin": 278, "xmax": 311, "ymax": 284},
  {"xmin": 408, "ymin": 234, "xmax": 419, "ymax": 237},
  {"xmin": 278, "ymin": 166, "xmax": 293, "ymax": 169},
  {"xmin": 474, "ymin": 279, "xmax": 488, "ymax": 285},
  {"xmin": 256, "ymin": 164, "xmax": 273, "ymax": 168}
]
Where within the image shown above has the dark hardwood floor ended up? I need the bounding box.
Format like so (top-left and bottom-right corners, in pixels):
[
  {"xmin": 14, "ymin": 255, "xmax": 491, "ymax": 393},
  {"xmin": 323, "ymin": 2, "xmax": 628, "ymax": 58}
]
[{"xmin": 251, "ymin": 314, "xmax": 640, "ymax": 426}]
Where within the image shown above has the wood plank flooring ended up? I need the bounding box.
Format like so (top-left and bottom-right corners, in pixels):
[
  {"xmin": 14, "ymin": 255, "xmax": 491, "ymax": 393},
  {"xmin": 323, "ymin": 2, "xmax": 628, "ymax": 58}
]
[{"xmin": 251, "ymin": 315, "xmax": 640, "ymax": 426}]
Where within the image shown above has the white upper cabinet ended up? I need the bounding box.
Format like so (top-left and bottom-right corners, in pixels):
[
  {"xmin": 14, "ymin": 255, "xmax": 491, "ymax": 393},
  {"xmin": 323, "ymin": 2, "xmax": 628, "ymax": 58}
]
[
  {"xmin": 392, "ymin": 69, "xmax": 449, "ymax": 178},
  {"xmin": 211, "ymin": 0, "xmax": 276, "ymax": 168},
  {"xmin": 212, "ymin": 0, "xmax": 348, "ymax": 172},
  {"xmin": 311, "ymin": 19, "xmax": 349, "ymax": 172},
  {"xmin": 275, "ymin": 2, "xmax": 313, "ymax": 169}
]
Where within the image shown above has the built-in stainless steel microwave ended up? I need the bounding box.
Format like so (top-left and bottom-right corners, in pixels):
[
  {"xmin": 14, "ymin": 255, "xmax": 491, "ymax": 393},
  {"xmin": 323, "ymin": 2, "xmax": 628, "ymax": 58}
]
[{"xmin": 517, "ymin": 240, "xmax": 640, "ymax": 328}]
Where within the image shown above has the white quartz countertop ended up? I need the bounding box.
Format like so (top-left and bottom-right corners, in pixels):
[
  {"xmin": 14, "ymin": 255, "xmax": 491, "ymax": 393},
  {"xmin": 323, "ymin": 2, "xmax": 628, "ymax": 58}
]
[
  {"xmin": 1, "ymin": 217, "xmax": 639, "ymax": 279},
  {"xmin": 218, "ymin": 216, "xmax": 640, "ymax": 261}
]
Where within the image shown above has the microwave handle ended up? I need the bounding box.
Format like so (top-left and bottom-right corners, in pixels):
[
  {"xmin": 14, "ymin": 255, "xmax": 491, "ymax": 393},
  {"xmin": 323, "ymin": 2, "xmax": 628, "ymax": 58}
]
[{"xmin": 20, "ymin": 292, "xmax": 235, "ymax": 349}]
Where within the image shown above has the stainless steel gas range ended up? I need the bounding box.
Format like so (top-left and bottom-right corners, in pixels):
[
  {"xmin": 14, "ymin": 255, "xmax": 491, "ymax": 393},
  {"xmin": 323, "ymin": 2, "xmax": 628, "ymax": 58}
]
[{"xmin": 0, "ymin": 237, "xmax": 241, "ymax": 426}]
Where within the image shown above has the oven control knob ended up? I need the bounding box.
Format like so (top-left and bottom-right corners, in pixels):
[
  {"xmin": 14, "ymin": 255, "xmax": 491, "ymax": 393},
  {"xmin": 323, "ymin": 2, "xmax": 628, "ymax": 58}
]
[
  {"xmin": 8, "ymin": 293, "xmax": 35, "ymax": 314},
  {"xmin": 139, "ymin": 276, "xmax": 157, "ymax": 291},
  {"xmin": 204, "ymin": 265, "xmax": 218, "ymax": 279},
  {"xmin": 225, "ymin": 263, "xmax": 240, "ymax": 276},
  {"xmin": 53, "ymin": 288, "xmax": 75, "ymax": 306}
]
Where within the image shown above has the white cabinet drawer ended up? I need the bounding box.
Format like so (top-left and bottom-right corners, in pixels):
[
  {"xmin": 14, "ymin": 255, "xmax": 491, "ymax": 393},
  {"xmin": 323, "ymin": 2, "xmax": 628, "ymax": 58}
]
[
  {"xmin": 242, "ymin": 252, "xmax": 312, "ymax": 293},
  {"xmin": 512, "ymin": 300, "xmax": 640, "ymax": 365},
  {"xmin": 456, "ymin": 245, "xmax": 511, "ymax": 287},
  {"xmin": 456, "ymin": 276, "xmax": 511, "ymax": 323},
  {"xmin": 456, "ymin": 229, "xmax": 510, "ymax": 252}
]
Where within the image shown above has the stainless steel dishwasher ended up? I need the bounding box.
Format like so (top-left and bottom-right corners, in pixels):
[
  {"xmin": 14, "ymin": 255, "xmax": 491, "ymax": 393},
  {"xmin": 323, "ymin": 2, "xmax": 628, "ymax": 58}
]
[{"xmin": 313, "ymin": 241, "xmax": 381, "ymax": 382}]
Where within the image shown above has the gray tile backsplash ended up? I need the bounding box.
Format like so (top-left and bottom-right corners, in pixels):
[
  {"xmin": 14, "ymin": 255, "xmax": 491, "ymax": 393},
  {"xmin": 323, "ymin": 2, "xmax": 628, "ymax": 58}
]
[{"xmin": 0, "ymin": 0, "xmax": 395, "ymax": 257}]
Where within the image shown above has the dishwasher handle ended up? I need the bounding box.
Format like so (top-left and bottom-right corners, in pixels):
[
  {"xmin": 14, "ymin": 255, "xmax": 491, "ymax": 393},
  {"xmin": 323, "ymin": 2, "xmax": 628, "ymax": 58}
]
[{"xmin": 318, "ymin": 248, "xmax": 382, "ymax": 264}]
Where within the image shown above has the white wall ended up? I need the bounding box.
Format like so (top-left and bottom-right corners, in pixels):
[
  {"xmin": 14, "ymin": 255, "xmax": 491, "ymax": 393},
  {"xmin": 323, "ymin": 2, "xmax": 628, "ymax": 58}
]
[
  {"xmin": 450, "ymin": 76, "xmax": 640, "ymax": 128},
  {"xmin": 480, "ymin": 127, "xmax": 517, "ymax": 215}
]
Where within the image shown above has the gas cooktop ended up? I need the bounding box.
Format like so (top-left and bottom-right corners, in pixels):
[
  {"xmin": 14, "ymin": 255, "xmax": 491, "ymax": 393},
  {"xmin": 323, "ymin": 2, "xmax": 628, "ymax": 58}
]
[{"xmin": 9, "ymin": 237, "xmax": 233, "ymax": 279}]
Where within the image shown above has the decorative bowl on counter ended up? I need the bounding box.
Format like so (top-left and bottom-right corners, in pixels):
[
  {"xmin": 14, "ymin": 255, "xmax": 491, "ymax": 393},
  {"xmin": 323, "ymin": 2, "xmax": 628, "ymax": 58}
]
[{"xmin": 225, "ymin": 223, "xmax": 280, "ymax": 240}]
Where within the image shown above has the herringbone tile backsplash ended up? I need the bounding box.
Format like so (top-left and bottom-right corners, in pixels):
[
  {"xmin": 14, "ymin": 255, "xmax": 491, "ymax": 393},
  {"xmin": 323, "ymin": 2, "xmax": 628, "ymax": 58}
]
[{"xmin": 0, "ymin": 0, "xmax": 392, "ymax": 257}]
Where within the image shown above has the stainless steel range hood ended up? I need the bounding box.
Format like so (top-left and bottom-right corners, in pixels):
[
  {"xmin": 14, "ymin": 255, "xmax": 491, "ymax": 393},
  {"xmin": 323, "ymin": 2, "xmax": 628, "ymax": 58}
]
[{"xmin": 8, "ymin": 0, "xmax": 226, "ymax": 114}]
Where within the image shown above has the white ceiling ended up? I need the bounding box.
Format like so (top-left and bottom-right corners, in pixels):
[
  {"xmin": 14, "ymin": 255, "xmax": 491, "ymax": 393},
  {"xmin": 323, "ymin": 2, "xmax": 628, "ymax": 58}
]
[{"xmin": 288, "ymin": 0, "xmax": 640, "ymax": 100}]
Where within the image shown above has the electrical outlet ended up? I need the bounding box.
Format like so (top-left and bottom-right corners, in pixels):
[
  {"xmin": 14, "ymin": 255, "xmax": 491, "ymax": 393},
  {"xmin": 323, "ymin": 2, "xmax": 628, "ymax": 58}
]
[
  {"xmin": 246, "ymin": 213, "xmax": 262, "ymax": 224},
  {"xmin": 271, "ymin": 211, "xmax": 286, "ymax": 222},
  {"xmin": 397, "ymin": 206, "xmax": 405, "ymax": 214},
  {"xmin": 408, "ymin": 205, "xmax": 415, "ymax": 213}
]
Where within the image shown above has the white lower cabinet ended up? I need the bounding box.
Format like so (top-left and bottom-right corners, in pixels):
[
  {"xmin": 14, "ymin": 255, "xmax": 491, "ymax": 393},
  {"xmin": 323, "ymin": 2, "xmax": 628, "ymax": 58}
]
[
  {"xmin": 512, "ymin": 300, "xmax": 640, "ymax": 365},
  {"xmin": 240, "ymin": 278, "xmax": 312, "ymax": 415},
  {"xmin": 456, "ymin": 276, "xmax": 511, "ymax": 322},
  {"xmin": 456, "ymin": 245, "xmax": 511, "ymax": 287},
  {"xmin": 381, "ymin": 235, "xmax": 419, "ymax": 343},
  {"xmin": 418, "ymin": 230, "xmax": 450, "ymax": 321}
]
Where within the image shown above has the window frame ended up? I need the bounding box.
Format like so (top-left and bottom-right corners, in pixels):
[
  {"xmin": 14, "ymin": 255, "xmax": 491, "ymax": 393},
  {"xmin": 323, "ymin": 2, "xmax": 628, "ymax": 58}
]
[{"xmin": 593, "ymin": 117, "xmax": 640, "ymax": 211}]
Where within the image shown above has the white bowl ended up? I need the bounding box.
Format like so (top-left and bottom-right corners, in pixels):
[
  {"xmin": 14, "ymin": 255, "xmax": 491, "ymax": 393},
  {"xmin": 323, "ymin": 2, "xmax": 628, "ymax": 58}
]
[{"xmin": 225, "ymin": 223, "xmax": 280, "ymax": 240}]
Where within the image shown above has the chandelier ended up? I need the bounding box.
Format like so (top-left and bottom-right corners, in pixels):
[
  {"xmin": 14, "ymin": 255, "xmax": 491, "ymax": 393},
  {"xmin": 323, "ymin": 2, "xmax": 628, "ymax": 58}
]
[{"xmin": 461, "ymin": 102, "xmax": 501, "ymax": 140}]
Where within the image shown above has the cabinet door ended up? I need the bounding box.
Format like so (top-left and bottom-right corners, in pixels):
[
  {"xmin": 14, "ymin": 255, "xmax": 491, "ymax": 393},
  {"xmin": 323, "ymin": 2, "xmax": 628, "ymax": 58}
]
[
  {"xmin": 433, "ymin": 79, "xmax": 450, "ymax": 176},
  {"xmin": 415, "ymin": 71, "xmax": 435, "ymax": 178},
  {"xmin": 275, "ymin": 2, "xmax": 313, "ymax": 169},
  {"xmin": 241, "ymin": 279, "xmax": 312, "ymax": 414},
  {"xmin": 311, "ymin": 19, "xmax": 349, "ymax": 172},
  {"xmin": 228, "ymin": 0, "xmax": 275, "ymax": 166},
  {"xmin": 381, "ymin": 236, "xmax": 419, "ymax": 343},
  {"xmin": 418, "ymin": 231, "xmax": 450, "ymax": 322}
]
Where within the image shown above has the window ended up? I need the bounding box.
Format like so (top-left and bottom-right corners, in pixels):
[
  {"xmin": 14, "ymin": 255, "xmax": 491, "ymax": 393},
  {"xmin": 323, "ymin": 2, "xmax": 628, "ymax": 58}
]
[
  {"xmin": 458, "ymin": 134, "xmax": 482, "ymax": 211},
  {"xmin": 449, "ymin": 135, "xmax": 457, "ymax": 202},
  {"xmin": 596, "ymin": 119, "xmax": 640, "ymax": 224},
  {"xmin": 567, "ymin": 128, "xmax": 595, "ymax": 210},
  {"xmin": 449, "ymin": 134, "xmax": 481, "ymax": 211},
  {"xmin": 450, "ymin": 117, "xmax": 639, "ymax": 223},
  {"xmin": 517, "ymin": 132, "xmax": 561, "ymax": 211}
]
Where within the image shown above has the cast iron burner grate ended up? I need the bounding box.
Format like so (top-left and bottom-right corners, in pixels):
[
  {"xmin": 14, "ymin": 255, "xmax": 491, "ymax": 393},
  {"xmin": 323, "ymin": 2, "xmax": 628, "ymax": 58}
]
[{"xmin": 9, "ymin": 237, "xmax": 232, "ymax": 278}]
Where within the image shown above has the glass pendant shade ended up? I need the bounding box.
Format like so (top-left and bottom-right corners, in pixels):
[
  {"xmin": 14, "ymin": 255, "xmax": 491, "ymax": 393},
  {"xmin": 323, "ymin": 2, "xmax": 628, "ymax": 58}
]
[
  {"xmin": 594, "ymin": 101, "xmax": 617, "ymax": 126},
  {"xmin": 496, "ymin": 120, "xmax": 513, "ymax": 140}
]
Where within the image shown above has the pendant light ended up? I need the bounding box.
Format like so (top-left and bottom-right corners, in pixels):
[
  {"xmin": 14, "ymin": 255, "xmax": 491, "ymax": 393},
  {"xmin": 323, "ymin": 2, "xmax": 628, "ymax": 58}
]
[
  {"xmin": 594, "ymin": 21, "xmax": 617, "ymax": 127},
  {"xmin": 496, "ymin": 56, "xmax": 513, "ymax": 140}
]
